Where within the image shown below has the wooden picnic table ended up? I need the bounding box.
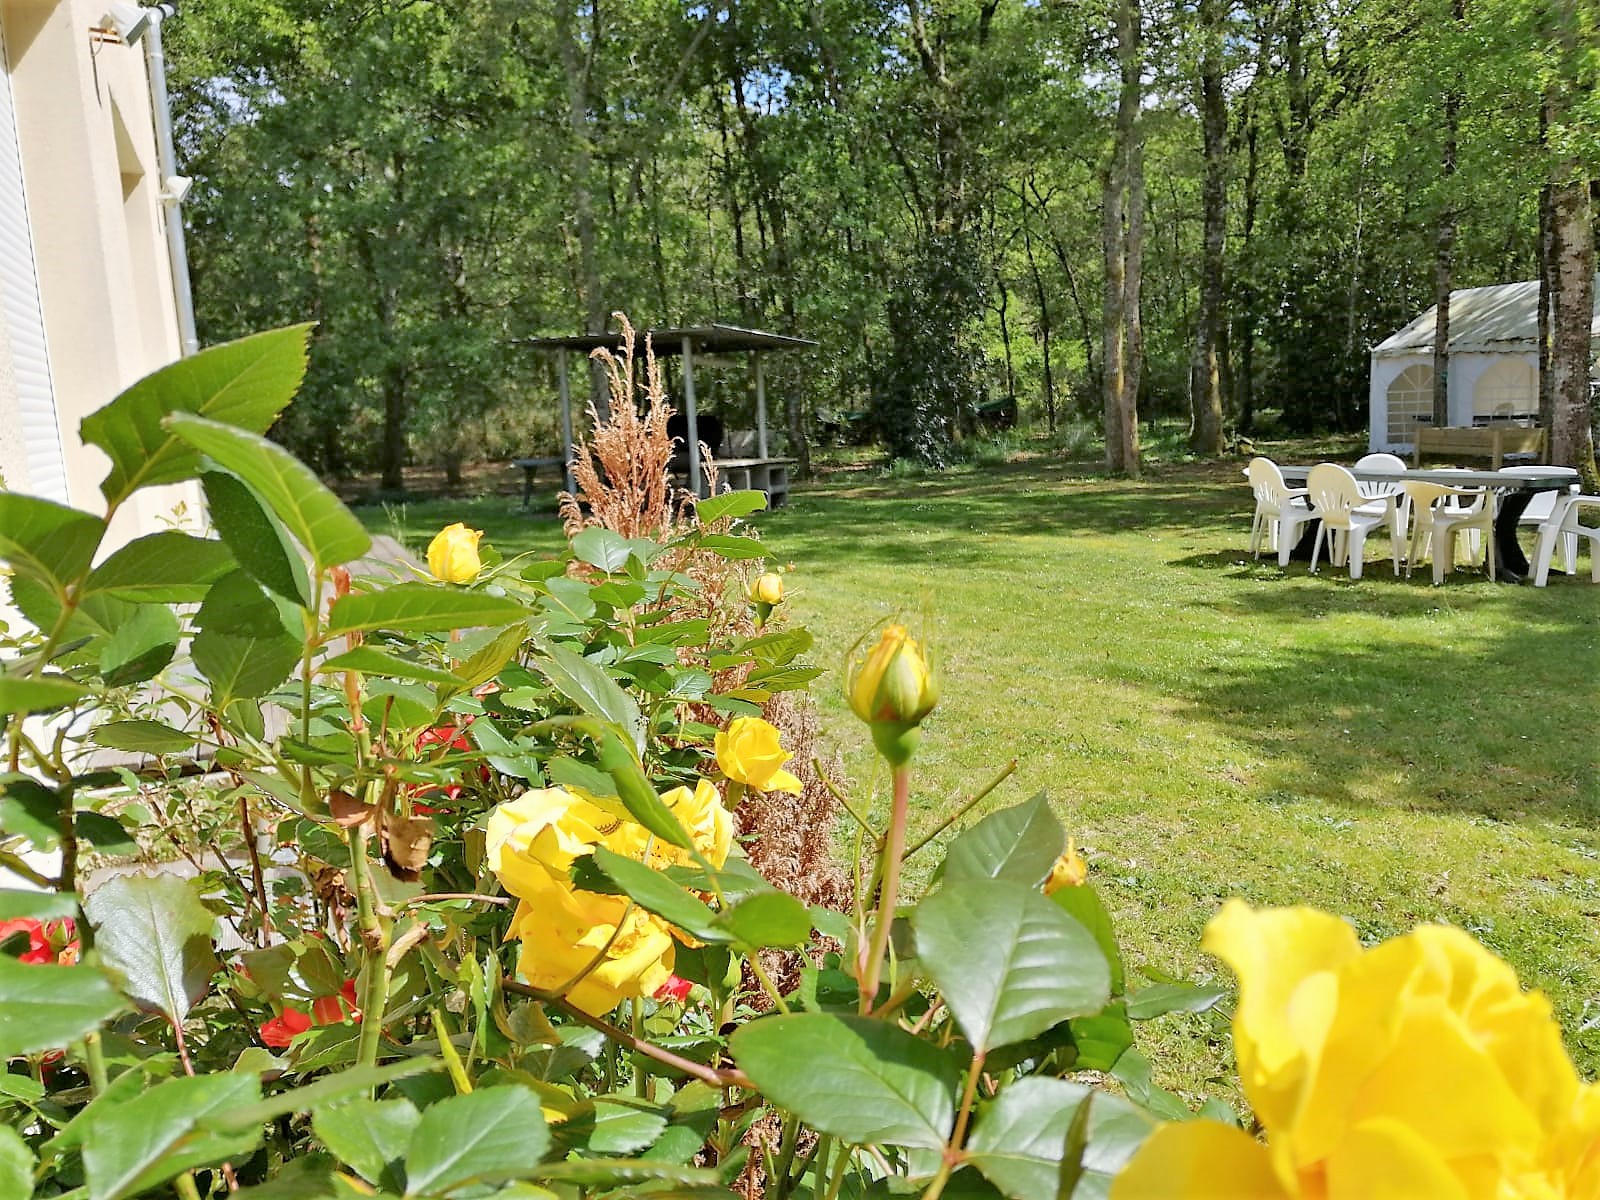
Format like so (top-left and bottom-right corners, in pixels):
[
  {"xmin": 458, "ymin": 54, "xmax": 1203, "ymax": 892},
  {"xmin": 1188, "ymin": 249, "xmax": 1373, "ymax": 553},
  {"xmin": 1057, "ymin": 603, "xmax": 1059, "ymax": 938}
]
[
  {"xmin": 511, "ymin": 456, "xmax": 565, "ymax": 509},
  {"xmin": 1276, "ymin": 464, "xmax": 1579, "ymax": 582}
]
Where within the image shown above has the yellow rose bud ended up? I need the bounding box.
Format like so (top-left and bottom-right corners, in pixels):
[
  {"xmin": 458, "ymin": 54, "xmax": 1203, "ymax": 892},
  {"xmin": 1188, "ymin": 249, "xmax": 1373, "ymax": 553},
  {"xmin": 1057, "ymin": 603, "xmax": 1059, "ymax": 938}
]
[
  {"xmin": 715, "ymin": 717, "xmax": 802, "ymax": 795},
  {"xmin": 506, "ymin": 877, "xmax": 675, "ymax": 1017},
  {"xmin": 749, "ymin": 571, "xmax": 785, "ymax": 605},
  {"xmin": 846, "ymin": 623, "xmax": 938, "ymax": 764},
  {"xmin": 1111, "ymin": 900, "xmax": 1598, "ymax": 1200},
  {"xmin": 658, "ymin": 778, "xmax": 734, "ymax": 868},
  {"xmin": 1043, "ymin": 838, "xmax": 1087, "ymax": 894},
  {"xmin": 426, "ymin": 522, "xmax": 483, "ymax": 584}
]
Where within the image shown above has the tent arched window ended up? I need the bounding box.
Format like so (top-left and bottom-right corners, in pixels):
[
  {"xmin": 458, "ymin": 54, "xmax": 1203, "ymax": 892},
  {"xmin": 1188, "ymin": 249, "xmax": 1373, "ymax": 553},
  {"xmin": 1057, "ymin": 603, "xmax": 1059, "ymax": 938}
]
[
  {"xmin": 1472, "ymin": 358, "xmax": 1537, "ymax": 420},
  {"xmin": 1386, "ymin": 364, "xmax": 1434, "ymax": 444}
]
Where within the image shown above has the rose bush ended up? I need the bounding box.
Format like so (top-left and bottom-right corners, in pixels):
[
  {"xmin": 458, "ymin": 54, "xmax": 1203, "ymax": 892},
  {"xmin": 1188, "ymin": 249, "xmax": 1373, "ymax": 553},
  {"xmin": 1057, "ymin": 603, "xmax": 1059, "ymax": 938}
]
[{"xmin": 1, "ymin": 326, "xmax": 1593, "ymax": 1200}]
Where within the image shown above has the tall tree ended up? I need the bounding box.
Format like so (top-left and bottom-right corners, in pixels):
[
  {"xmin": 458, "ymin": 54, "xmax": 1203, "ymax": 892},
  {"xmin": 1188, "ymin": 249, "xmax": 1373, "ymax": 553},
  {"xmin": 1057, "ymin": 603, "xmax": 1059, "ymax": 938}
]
[
  {"xmin": 1188, "ymin": 0, "xmax": 1229, "ymax": 453},
  {"xmin": 1103, "ymin": 0, "xmax": 1145, "ymax": 475}
]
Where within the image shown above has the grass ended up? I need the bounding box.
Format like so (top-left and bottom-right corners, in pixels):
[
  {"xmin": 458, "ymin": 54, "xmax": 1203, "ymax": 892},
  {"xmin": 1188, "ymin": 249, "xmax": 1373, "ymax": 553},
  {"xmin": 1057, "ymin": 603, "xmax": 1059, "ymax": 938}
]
[{"xmin": 359, "ymin": 435, "xmax": 1600, "ymax": 1104}]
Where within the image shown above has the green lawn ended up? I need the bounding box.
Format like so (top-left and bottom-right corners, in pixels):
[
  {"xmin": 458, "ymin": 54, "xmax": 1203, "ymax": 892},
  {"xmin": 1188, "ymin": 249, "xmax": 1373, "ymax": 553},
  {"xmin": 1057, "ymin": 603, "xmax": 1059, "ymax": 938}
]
[{"xmin": 362, "ymin": 441, "xmax": 1600, "ymax": 1102}]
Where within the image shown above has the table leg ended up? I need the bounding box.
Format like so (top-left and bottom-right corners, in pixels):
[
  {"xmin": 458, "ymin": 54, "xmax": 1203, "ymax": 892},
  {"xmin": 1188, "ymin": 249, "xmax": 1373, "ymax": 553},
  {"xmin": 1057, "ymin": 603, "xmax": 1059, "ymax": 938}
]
[
  {"xmin": 1494, "ymin": 490, "xmax": 1533, "ymax": 582},
  {"xmin": 1290, "ymin": 519, "xmax": 1319, "ymax": 562},
  {"xmin": 522, "ymin": 466, "xmax": 535, "ymax": 511}
]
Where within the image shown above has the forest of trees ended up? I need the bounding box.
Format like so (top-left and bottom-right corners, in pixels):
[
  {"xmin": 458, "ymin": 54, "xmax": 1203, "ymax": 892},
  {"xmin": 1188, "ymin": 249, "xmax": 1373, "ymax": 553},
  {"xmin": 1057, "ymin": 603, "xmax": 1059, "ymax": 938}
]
[{"xmin": 166, "ymin": 0, "xmax": 1599, "ymax": 486}]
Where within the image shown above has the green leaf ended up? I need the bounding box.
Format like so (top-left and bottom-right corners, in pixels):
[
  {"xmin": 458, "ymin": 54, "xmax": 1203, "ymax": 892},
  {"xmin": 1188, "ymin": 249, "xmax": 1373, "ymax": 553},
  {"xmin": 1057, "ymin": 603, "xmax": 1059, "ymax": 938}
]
[
  {"xmin": 1067, "ymin": 1005, "xmax": 1134, "ymax": 1072},
  {"xmin": 695, "ymin": 534, "xmax": 769, "ymax": 560},
  {"xmin": 191, "ymin": 571, "xmax": 302, "ymax": 705},
  {"xmin": 0, "ymin": 959, "xmax": 125, "ymax": 1057},
  {"xmin": 76, "ymin": 811, "xmax": 139, "ymax": 856},
  {"xmin": 0, "ymin": 888, "xmax": 78, "ymax": 921},
  {"xmin": 1050, "ymin": 884, "xmax": 1124, "ymax": 996},
  {"xmin": 559, "ymin": 1098, "xmax": 669, "ymax": 1156},
  {"xmin": 914, "ymin": 879, "xmax": 1110, "ymax": 1052},
  {"xmin": 320, "ymin": 647, "xmax": 466, "ymax": 687},
  {"xmin": 328, "ymin": 583, "xmax": 530, "ymax": 635},
  {"xmin": 91, "ymin": 719, "xmax": 197, "ymax": 755},
  {"xmin": 595, "ymin": 730, "xmax": 691, "ymax": 850},
  {"xmin": 589, "ymin": 847, "xmax": 721, "ymax": 940},
  {"xmin": 966, "ymin": 1078, "xmax": 1092, "ymax": 1200},
  {"xmin": 0, "ymin": 494, "xmax": 104, "ymax": 596},
  {"xmin": 0, "ymin": 773, "xmax": 62, "ymax": 850},
  {"xmin": 940, "ymin": 794, "xmax": 1065, "ymax": 887},
  {"xmin": 313, "ymin": 1098, "xmax": 419, "ymax": 1191},
  {"xmin": 0, "ymin": 1124, "xmax": 33, "ymax": 1198},
  {"xmin": 402, "ymin": 1086, "xmax": 551, "ymax": 1196},
  {"xmin": 711, "ymin": 890, "xmax": 813, "ymax": 949},
  {"xmin": 1125, "ymin": 982, "xmax": 1228, "ymax": 1021},
  {"xmin": 165, "ymin": 412, "xmax": 370, "ymax": 568},
  {"xmin": 730, "ymin": 1014, "xmax": 961, "ymax": 1150},
  {"xmin": 81, "ymin": 531, "xmax": 236, "ymax": 602},
  {"xmin": 82, "ymin": 325, "xmax": 312, "ymax": 508},
  {"xmin": 694, "ymin": 490, "xmax": 767, "ymax": 525},
  {"xmin": 83, "ymin": 873, "xmax": 219, "ymax": 1024},
  {"xmin": 80, "ymin": 1070, "xmax": 263, "ymax": 1200},
  {"xmin": 1075, "ymin": 1091, "xmax": 1160, "ymax": 1198},
  {"xmin": 0, "ymin": 674, "xmax": 89, "ymax": 716},
  {"xmin": 532, "ymin": 1160, "xmax": 726, "ymax": 1188},
  {"xmin": 98, "ymin": 603, "xmax": 181, "ymax": 686},
  {"xmin": 209, "ymin": 1060, "xmax": 440, "ymax": 1130},
  {"xmin": 535, "ymin": 640, "xmax": 646, "ymax": 753},
  {"xmin": 571, "ymin": 528, "xmax": 661, "ymax": 572},
  {"xmin": 202, "ymin": 468, "xmax": 313, "ymax": 606}
]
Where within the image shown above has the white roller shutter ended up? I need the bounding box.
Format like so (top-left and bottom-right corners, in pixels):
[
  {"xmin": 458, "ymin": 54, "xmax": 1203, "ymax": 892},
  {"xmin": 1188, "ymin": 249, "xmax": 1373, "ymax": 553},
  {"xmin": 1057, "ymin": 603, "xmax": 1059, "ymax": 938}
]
[{"xmin": 0, "ymin": 28, "xmax": 69, "ymax": 505}]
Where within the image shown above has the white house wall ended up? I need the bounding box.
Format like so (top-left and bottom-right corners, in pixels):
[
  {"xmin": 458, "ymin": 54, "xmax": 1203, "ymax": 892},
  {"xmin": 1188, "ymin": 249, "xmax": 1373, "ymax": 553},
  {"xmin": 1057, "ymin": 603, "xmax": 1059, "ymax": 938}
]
[{"xmin": 0, "ymin": 0, "xmax": 198, "ymax": 551}]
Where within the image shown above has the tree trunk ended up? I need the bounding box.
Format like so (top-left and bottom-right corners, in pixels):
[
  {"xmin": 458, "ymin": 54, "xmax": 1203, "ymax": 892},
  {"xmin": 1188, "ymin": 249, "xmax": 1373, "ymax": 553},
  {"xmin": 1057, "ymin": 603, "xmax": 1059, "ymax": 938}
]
[
  {"xmin": 554, "ymin": 0, "xmax": 607, "ymax": 405},
  {"xmin": 1549, "ymin": 177, "xmax": 1597, "ymax": 486},
  {"xmin": 1188, "ymin": 0, "xmax": 1227, "ymax": 454},
  {"xmin": 1431, "ymin": 15, "xmax": 1461, "ymax": 428},
  {"xmin": 1538, "ymin": 105, "xmax": 1557, "ymax": 433},
  {"xmin": 1102, "ymin": 0, "xmax": 1142, "ymax": 476},
  {"xmin": 1023, "ymin": 222, "xmax": 1056, "ymax": 432}
]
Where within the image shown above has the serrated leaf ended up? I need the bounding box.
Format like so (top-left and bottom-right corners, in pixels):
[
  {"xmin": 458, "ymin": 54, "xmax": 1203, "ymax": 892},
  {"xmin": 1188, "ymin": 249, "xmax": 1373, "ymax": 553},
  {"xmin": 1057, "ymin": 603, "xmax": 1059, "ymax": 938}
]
[
  {"xmin": 1125, "ymin": 982, "xmax": 1228, "ymax": 1021},
  {"xmin": 402, "ymin": 1086, "xmax": 550, "ymax": 1195},
  {"xmin": 98, "ymin": 603, "xmax": 181, "ymax": 686},
  {"xmin": 202, "ymin": 468, "xmax": 313, "ymax": 606},
  {"xmin": 571, "ymin": 528, "xmax": 661, "ymax": 573},
  {"xmin": 1050, "ymin": 883, "xmax": 1124, "ymax": 996},
  {"xmin": 76, "ymin": 811, "xmax": 139, "ymax": 856},
  {"xmin": 80, "ymin": 1070, "xmax": 262, "ymax": 1200},
  {"xmin": 588, "ymin": 847, "xmax": 722, "ymax": 939},
  {"xmin": 695, "ymin": 534, "xmax": 768, "ymax": 560},
  {"xmin": 533, "ymin": 1160, "xmax": 725, "ymax": 1188},
  {"xmin": 208, "ymin": 1060, "xmax": 440, "ymax": 1130},
  {"xmin": 81, "ymin": 531, "xmax": 236, "ymax": 602},
  {"xmin": 328, "ymin": 584, "xmax": 530, "ymax": 635},
  {"xmin": 83, "ymin": 324, "xmax": 312, "ymax": 508},
  {"xmin": 84, "ymin": 872, "xmax": 219, "ymax": 1024},
  {"xmin": 320, "ymin": 647, "xmax": 466, "ymax": 687},
  {"xmin": 0, "ymin": 494, "xmax": 104, "ymax": 595},
  {"xmin": 166, "ymin": 412, "xmax": 370, "ymax": 568},
  {"xmin": 91, "ymin": 719, "xmax": 197, "ymax": 755},
  {"xmin": 0, "ymin": 888, "xmax": 78, "ymax": 921},
  {"xmin": 0, "ymin": 1124, "xmax": 32, "ymax": 1198},
  {"xmin": 0, "ymin": 959, "xmax": 125, "ymax": 1057},
  {"xmin": 711, "ymin": 890, "xmax": 812, "ymax": 949},
  {"xmin": 941, "ymin": 794, "xmax": 1065, "ymax": 887},
  {"xmin": 0, "ymin": 773, "xmax": 61, "ymax": 850},
  {"xmin": 313, "ymin": 1097, "xmax": 419, "ymax": 1191},
  {"xmin": 966, "ymin": 1077, "xmax": 1091, "ymax": 1200},
  {"xmin": 0, "ymin": 674, "xmax": 89, "ymax": 716},
  {"xmin": 730, "ymin": 1014, "xmax": 960, "ymax": 1150},
  {"xmin": 1074, "ymin": 1091, "xmax": 1160, "ymax": 1198},
  {"xmin": 914, "ymin": 879, "xmax": 1110, "ymax": 1052},
  {"xmin": 535, "ymin": 640, "xmax": 645, "ymax": 753},
  {"xmin": 192, "ymin": 571, "xmax": 301, "ymax": 705},
  {"xmin": 694, "ymin": 491, "xmax": 767, "ymax": 525}
]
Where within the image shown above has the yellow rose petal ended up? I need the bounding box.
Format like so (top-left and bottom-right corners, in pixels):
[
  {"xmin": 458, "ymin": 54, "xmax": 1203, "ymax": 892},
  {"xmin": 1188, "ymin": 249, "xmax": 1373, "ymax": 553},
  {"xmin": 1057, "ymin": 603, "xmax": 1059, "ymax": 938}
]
[{"xmin": 1110, "ymin": 1120, "xmax": 1291, "ymax": 1200}]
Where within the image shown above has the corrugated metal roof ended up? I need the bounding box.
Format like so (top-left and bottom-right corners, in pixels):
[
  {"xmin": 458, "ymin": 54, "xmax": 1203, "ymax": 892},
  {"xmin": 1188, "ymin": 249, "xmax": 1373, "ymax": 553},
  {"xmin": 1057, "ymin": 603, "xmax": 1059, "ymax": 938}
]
[{"xmin": 1373, "ymin": 276, "xmax": 1600, "ymax": 356}]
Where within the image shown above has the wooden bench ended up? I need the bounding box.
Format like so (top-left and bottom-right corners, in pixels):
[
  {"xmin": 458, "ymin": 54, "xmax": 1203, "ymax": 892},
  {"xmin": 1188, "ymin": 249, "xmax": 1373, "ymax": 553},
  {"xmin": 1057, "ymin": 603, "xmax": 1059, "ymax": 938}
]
[
  {"xmin": 712, "ymin": 457, "xmax": 795, "ymax": 507},
  {"xmin": 1413, "ymin": 426, "xmax": 1546, "ymax": 469},
  {"xmin": 511, "ymin": 456, "xmax": 565, "ymax": 509}
]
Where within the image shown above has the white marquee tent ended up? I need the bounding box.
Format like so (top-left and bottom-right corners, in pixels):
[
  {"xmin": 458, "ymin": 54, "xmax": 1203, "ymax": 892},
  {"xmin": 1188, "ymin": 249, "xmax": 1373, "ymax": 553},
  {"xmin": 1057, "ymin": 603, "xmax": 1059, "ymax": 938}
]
[{"xmin": 1368, "ymin": 276, "xmax": 1600, "ymax": 452}]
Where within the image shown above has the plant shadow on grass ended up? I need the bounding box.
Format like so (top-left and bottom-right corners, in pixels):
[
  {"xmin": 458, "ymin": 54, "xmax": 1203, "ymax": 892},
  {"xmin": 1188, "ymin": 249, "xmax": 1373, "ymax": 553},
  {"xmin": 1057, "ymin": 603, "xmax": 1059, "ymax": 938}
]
[{"xmin": 1173, "ymin": 570, "xmax": 1599, "ymax": 825}]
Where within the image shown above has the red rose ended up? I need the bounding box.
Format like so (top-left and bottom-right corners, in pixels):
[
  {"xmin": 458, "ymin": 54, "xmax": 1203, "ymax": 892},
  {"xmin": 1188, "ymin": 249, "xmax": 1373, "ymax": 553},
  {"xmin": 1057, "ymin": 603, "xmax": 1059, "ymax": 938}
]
[
  {"xmin": 1, "ymin": 917, "xmax": 79, "ymax": 965},
  {"xmin": 259, "ymin": 1007, "xmax": 312, "ymax": 1048},
  {"xmin": 654, "ymin": 975, "xmax": 693, "ymax": 1004}
]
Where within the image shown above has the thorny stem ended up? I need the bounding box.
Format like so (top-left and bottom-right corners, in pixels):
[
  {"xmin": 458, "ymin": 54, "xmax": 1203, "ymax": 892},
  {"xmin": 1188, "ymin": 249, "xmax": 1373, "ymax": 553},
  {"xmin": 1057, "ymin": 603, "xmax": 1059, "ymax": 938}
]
[
  {"xmin": 348, "ymin": 819, "xmax": 390, "ymax": 1073},
  {"xmin": 238, "ymin": 795, "xmax": 273, "ymax": 948},
  {"xmin": 921, "ymin": 1050, "xmax": 985, "ymax": 1200},
  {"xmin": 860, "ymin": 764, "xmax": 910, "ymax": 1013},
  {"xmin": 502, "ymin": 977, "xmax": 754, "ymax": 1090}
]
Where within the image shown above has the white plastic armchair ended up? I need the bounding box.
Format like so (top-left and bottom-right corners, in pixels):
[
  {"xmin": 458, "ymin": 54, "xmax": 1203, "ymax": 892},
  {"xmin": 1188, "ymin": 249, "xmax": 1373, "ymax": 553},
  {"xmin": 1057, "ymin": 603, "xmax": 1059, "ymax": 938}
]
[
  {"xmin": 1354, "ymin": 452, "xmax": 1408, "ymax": 547},
  {"xmin": 1501, "ymin": 466, "xmax": 1580, "ymax": 579},
  {"xmin": 1247, "ymin": 457, "xmax": 1316, "ymax": 567},
  {"xmin": 1532, "ymin": 495, "xmax": 1600, "ymax": 586},
  {"xmin": 1427, "ymin": 485, "xmax": 1496, "ymax": 584},
  {"xmin": 1307, "ymin": 463, "xmax": 1396, "ymax": 580}
]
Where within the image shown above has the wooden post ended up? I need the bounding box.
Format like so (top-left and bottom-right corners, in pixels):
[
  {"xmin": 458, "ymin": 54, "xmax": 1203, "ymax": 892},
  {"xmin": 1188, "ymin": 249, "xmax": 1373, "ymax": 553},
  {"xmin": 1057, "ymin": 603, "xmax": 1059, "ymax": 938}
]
[
  {"xmin": 754, "ymin": 351, "xmax": 769, "ymax": 458},
  {"xmin": 558, "ymin": 349, "xmax": 575, "ymax": 496},
  {"xmin": 682, "ymin": 336, "xmax": 701, "ymax": 496}
]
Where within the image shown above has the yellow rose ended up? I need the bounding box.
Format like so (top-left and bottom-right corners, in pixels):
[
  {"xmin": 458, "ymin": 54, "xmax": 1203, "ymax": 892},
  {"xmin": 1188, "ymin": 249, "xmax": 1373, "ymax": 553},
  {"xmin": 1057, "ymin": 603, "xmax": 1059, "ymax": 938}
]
[
  {"xmin": 506, "ymin": 876, "xmax": 675, "ymax": 1017},
  {"xmin": 715, "ymin": 717, "xmax": 802, "ymax": 795},
  {"xmin": 749, "ymin": 571, "xmax": 785, "ymax": 605},
  {"xmin": 486, "ymin": 787, "xmax": 649, "ymax": 899},
  {"xmin": 1111, "ymin": 901, "xmax": 1599, "ymax": 1200},
  {"xmin": 847, "ymin": 624, "xmax": 937, "ymax": 727},
  {"xmin": 426, "ymin": 522, "xmax": 483, "ymax": 584},
  {"xmin": 659, "ymin": 778, "xmax": 733, "ymax": 868},
  {"xmin": 1043, "ymin": 838, "xmax": 1087, "ymax": 894}
]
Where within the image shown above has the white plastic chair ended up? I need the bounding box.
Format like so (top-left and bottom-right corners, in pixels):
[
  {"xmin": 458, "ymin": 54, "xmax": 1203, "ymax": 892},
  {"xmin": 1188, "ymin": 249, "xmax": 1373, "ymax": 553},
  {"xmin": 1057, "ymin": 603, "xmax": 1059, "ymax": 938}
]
[
  {"xmin": 1501, "ymin": 466, "xmax": 1580, "ymax": 578},
  {"xmin": 1307, "ymin": 463, "xmax": 1396, "ymax": 580},
  {"xmin": 1428, "ymin": 485, "xmax": 1497, "ymax": 584},
  {"xmin": 1532, "ymin": 495, "xmax": 1600, "ymax": 586},
  {"xmin": 1246, "ymin": 457, "xmax": 1315, "ymax": 567},
  {"xmin": 1354, "ymin": 452, "xmax": 1408, "ymax": 549}
]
